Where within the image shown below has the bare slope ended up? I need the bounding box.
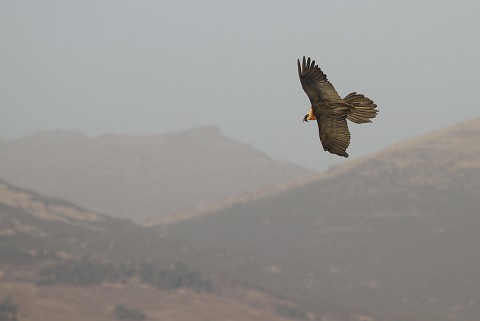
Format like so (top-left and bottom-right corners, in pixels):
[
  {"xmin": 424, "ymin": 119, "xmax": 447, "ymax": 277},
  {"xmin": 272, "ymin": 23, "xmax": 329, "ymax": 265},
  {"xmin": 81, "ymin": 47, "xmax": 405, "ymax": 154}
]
[
  {"xmin": 161, "ymin": 118, "xmax": 480, "ymax": 321},
  {"xmin": 0, "ymin": 179, "xmax": 312, "ymax": 321},
  {"xmin": 0, "ymin": 279, "xmax": 299, "ymax": 321},
  {"xmin": 0, "ymin": 127, "xmax": 314, "ymax": 222},
  {"xmin": 0, "ymin": 178, "xmax": 188, "ymax": 262}
]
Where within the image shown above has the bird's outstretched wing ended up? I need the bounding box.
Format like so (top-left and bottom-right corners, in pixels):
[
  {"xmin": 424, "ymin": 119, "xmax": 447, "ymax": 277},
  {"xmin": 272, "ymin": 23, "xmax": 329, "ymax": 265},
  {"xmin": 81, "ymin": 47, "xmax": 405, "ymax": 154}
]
[
  {"xmin": 317, "ymin": 113, "xmax": 351, "ymax": 158},
  {"xmin": 297, "ymin": 56, "xmax": 343, "ymax": 105}
]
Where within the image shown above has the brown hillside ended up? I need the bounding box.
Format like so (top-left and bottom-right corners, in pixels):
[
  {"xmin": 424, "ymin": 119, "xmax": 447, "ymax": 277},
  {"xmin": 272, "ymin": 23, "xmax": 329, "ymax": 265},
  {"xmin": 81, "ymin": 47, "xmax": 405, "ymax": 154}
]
[
  {"xmin": 0, "ymin": 179, "xmax": 314, "ymax": 321},
  {"xmin": 0, "ymin": 277, "xmax": 297, "ymax": 321},
  {"xmin": 156, "ymin": 117, "xmax": 480, "ymax": 224},
  {"xmin": 160, "ymin": 118, "xmax": 480, "ymax": 321}
]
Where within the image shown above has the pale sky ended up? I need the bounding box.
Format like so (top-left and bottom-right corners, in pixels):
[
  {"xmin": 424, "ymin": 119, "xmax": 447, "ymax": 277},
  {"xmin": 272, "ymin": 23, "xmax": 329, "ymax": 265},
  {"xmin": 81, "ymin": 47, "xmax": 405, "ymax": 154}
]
[{"xmin": 1, "ymin": 0, "xmax": 479, "ymax": 170}]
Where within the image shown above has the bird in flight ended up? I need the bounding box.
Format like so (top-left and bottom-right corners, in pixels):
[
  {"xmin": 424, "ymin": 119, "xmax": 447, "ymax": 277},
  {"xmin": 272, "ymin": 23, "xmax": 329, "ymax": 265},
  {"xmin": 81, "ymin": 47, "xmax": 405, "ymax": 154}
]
[{"xmin": 298, "ymin": 56, "xmax": 378, "ymax": 157}]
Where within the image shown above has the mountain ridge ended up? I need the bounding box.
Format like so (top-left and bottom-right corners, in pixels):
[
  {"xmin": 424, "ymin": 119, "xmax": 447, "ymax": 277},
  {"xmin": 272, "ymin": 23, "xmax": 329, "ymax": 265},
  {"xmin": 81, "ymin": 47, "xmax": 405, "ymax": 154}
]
[
  {"xmin": 151, "ymin": 117, "xmax": 480, "ymax": 225},
  {"xmin": 159, "ymin": 117, "xmax": 480, "ymax": 321},
  {"xmin": 0, "ymin": 177, "xmax": 314, "ymax": 321},
  {"xmin": 3, "ymin": 118, "xmax": 480, "ymax": 320},
  {"xmin": 0, "ymin": 126, "xmax": 315, "ymax": 222}
]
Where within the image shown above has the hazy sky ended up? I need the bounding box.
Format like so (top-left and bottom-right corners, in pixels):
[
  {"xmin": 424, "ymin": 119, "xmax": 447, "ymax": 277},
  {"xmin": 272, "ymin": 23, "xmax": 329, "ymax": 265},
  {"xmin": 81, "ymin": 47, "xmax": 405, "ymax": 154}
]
[{"xmin": 1, "ymin": 0, "xmax": 479, "ymax": 170}]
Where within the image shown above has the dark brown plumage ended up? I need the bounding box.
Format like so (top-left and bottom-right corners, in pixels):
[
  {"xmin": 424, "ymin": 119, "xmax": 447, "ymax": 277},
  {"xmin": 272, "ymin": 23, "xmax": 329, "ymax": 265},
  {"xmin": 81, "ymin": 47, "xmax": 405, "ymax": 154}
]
[{"xmin": 298, "ymin": 56, "xmax": 378, "ymax": 157}]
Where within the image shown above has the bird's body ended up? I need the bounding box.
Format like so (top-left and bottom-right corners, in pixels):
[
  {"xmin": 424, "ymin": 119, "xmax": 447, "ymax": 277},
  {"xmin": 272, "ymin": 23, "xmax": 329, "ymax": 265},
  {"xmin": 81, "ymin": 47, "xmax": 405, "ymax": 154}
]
[{"xmin": 298, "ymin": 56, "xmax": 378, "ymax": 157}]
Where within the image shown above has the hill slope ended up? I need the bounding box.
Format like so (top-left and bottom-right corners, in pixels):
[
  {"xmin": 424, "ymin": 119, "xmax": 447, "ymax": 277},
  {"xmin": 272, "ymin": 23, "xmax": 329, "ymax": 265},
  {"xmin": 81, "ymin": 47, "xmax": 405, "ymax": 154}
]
[
  {"xmin": 0, "ymin": 280, "xmax": 299, "ymax": 321},
  {"xmin": 0, "ymin": 127, "xmax": 314, "ymax": 222},
  {"xmin": 0, "ymin": 177, "xmax": 188, "ymax": 263},
  {"xmin": 160, "ymin": 118, "xmax": 480, "ymax": 321},
  {"xmin": 0, "ymin": 179, "xmax": 310, "ymax": 321}
]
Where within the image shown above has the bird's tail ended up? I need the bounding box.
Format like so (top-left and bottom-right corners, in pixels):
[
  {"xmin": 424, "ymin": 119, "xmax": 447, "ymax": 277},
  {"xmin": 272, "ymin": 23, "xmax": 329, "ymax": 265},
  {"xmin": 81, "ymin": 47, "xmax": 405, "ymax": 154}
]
[{"xmin": 344, "ymin": 92, "xmax": 378, "ymax": 124}]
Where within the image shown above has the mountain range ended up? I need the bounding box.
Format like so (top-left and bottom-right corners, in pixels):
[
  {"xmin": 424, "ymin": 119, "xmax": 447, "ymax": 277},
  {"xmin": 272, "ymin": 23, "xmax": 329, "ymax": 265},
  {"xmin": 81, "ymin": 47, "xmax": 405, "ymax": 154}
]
[
  {"xmin": 0, "ymin": 127, "xmax": 314, "ymax": 222},
  {"xmin": 1, "ymin": 118, "xmax": 479, "ymax": 321},
  {"xmin": 156, "ymin": 117, "xmax": 480, "ymax": 321},
  {"xmin": 0, "ymin": 178, "xmax": 307, "ymax": 321}
]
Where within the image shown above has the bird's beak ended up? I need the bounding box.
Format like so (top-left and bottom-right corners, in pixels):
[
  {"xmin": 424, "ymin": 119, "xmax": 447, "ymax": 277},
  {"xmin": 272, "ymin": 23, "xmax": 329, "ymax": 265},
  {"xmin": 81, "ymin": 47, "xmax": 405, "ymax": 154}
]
[{"xmin": 303, "ymin": 114, "xmax": 309, "ymax": 122}]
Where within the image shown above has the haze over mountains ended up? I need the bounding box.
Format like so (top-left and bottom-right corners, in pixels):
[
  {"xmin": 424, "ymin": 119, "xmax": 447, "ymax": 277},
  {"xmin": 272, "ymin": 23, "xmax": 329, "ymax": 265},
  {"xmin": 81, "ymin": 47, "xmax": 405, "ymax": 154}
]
[
  {"xmin": 0, "ymin": 179, "xmax": 306, "ymax": 321},
  {"xmin": 157, "ymin": 118, "xmax": 480, "ymax": 321},
  {"xmin": 0, "ymin": 118, "xmax": 479, "ymax": 321},
  {"xmin": 0, "ymin": 126, "xmax": 314, "ymax": 222}
]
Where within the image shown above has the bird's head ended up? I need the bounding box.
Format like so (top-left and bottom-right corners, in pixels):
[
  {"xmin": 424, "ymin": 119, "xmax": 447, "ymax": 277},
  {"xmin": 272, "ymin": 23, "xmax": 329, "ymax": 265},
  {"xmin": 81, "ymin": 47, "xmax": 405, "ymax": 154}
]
[{"xmin": 303, "ymin": 108, "xmax": 316, "ymax": 122}]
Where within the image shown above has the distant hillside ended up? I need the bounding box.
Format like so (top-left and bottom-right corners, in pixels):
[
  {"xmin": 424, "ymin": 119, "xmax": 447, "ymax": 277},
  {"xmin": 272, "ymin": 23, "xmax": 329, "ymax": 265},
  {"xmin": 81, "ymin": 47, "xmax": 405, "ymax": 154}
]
[
  {"xmin": 0, "ymin": 127, "xmax": 314, "ymax": 222},
  {"xmin": 0, "ymin": 178, "xmax": 184, "ymax": 262},
  {"xmin": 0, "ymin": 280, "xmax": 297, "ymax": 321},
  {"xmin": 0, "ymin": 179, "xmax": 313, "ymax": 321},
  {"xmin": 159, "ymin": 118, "xmax": 480, "ymax": 321}
]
